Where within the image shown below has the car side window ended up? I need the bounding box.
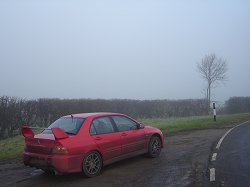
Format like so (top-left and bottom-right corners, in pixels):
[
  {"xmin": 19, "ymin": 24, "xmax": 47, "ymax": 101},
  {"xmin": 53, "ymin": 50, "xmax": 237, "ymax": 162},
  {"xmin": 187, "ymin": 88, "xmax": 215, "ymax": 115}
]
[
  {"xmin": 112, "ymin": 116, "xmax": 138, "ymax": 132},
  {"xmin": 90, "ymin": 117, "xmax": 114, "ymax": 135},
  {"xmin": 90, "ymin": 124, "xmax": 96, "ymax": 135}
]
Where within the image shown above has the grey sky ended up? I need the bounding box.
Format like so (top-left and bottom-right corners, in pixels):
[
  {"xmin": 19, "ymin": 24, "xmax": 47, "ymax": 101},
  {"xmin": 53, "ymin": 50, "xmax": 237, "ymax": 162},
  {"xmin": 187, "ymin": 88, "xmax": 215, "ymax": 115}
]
[{"xmin": 0, "ymin": 0, "xmax": 249, "ymax": 101}]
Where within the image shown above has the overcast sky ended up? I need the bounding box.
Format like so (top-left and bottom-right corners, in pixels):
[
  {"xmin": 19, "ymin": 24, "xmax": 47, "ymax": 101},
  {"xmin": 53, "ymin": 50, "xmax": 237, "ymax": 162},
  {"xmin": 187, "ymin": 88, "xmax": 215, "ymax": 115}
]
[{"xmin": 0, "ymin": 0, "xmax": 249, "ymax": 102}]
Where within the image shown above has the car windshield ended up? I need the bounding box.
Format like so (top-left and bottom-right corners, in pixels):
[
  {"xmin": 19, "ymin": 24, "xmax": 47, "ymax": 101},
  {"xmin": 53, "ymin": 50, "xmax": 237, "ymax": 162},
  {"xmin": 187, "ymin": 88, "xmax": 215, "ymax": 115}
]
[{"xmin": 43, "ymin": 117, "xmax": 85, "ymax": 135}]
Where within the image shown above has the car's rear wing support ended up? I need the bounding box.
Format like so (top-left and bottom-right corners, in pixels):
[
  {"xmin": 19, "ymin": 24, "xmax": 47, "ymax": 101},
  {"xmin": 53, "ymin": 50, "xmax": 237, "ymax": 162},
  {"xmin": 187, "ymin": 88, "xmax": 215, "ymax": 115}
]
[
  {"xmin": 51, "ymin": 128, "xmax": 69, "ymax": 139},
  {"xmin": 22, "ymin": 125, "xmax": 69, "ymax": 139},
  {"xmin": 22, "ymin": 125, "xmax": 35, "ymax": 138}
]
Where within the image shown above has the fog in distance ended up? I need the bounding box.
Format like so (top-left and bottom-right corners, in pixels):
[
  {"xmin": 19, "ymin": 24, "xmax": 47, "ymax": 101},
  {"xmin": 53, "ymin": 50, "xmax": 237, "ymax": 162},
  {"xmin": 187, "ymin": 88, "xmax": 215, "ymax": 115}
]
[{"xmin": 0, "ymin": 0, "xmax": 249, "ymax": 102}]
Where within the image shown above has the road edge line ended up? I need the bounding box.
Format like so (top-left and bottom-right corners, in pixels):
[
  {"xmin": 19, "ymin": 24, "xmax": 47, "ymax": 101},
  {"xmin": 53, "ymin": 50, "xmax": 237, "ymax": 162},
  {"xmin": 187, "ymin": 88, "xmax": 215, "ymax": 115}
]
[
  {"xmin": 209, "ymin": 120, "xmax": 250, "ymax": 183},
  {"xmin": 211, "ymin": 153, "xmax": 217, "ymax": 161},
  {"xmin": 210, "ymin": 168, "xmax": 215, "ymax": 181},
  {"xmin": 216, "ymin": 121, "xmax": 250, "ymax": 149}
]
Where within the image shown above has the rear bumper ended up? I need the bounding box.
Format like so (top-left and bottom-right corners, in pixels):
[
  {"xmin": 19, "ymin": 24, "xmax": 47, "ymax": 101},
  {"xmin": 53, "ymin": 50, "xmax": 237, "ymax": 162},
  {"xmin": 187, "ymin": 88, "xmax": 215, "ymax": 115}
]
[{"xmin": 23, "ymin": 152, "xmax": 82, "ymax": 173}]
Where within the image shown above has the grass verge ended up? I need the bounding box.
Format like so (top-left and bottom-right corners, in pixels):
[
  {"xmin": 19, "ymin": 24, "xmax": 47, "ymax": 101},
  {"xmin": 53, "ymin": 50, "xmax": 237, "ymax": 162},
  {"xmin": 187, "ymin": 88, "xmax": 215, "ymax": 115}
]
[
  {"xmin": 0, "ymin": 113, "xmax": 250, "ymax": 161},
  {"xmin": 0, "ymin": 135, "xmax": 24, "ymax": 161},
  {"xmin": 142, "ymin": 113, "xmax": 250, "ymax": 135}
]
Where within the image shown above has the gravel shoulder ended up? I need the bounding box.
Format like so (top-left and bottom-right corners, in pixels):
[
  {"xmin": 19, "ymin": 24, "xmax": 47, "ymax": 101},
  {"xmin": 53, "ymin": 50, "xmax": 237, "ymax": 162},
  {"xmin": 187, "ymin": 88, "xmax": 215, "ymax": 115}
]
[{"xmin": 0, "ymin": 128, "xmax": 230, "ymax": 187}]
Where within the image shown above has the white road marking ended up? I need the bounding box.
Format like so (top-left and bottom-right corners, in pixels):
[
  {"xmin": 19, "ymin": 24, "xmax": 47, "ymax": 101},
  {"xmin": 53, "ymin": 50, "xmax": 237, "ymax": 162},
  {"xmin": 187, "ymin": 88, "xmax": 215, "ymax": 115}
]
[
  {"xmin": 211, "ymin": 153, "xmax": 217, "ymax": 161},
  {"xmin": 216, "ymin": 128, "xmax": 233, "ymax": 149},
  {"xmin": 210, "ymin": 168, "xmax": 215, "ymax": 181},
  {"xmin": 209, "ymin": 121, "xmax": 250, "ymax": 183},
  {"xmin": 215, "ymin": 121, "xmax": 250, "ymax": 149}
]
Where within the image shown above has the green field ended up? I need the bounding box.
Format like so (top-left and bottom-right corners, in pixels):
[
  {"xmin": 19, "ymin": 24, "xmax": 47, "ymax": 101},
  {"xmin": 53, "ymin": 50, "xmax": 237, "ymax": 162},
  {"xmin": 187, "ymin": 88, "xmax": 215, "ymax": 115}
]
[
  {"xmin": 0, "ymin": 135, "xmax": 24, "ymax": 161},
  {"xmin": 1, "ymin": 113, "xmax": 250, "ymax": 161},
  {"xmin": 143, "ymin": 113, "xmax": 250, "ymax": 135}
]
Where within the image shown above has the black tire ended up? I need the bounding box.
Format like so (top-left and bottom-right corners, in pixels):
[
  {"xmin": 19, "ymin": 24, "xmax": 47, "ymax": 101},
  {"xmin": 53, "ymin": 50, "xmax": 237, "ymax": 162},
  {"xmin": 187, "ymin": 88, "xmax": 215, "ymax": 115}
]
[
  {"xmin": 148, "ymin": 136, "xmax": 162, "ymax": 158},
  {"xmin": 82, "ymin": 151, "xmax": 102, "ymax": 177}
]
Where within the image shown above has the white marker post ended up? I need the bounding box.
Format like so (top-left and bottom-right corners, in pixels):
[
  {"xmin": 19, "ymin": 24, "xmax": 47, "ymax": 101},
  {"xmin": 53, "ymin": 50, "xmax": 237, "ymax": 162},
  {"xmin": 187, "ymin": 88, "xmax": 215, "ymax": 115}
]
[{"xmin": 213, "ymin": 102, "xmax": 216, "ymax": 121}]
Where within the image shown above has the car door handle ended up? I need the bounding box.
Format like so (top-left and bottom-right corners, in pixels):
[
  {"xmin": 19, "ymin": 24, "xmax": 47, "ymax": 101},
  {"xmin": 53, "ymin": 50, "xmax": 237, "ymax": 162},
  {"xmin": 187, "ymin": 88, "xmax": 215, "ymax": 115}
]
[
  {"xmin": 94, "ymin": 137, "xmax": 102, "ymax": 140},
  {"xmin": 121, "ymin": 133, "xmax": 127, "ymax": 136}
]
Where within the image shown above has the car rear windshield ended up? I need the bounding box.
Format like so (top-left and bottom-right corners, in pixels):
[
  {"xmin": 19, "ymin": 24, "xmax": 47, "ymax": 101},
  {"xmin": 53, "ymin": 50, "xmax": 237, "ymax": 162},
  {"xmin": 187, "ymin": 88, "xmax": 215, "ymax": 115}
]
[{"xmin": 43, "ymin": 117, "xmax": 85, "ymax": 135}]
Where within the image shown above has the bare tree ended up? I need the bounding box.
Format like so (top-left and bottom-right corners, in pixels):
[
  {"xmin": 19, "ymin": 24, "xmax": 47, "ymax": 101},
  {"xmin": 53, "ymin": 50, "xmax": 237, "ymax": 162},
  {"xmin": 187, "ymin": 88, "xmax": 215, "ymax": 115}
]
[{"xmin": 197, "ymin": 53, "xmax": 228, "ymax": 108}]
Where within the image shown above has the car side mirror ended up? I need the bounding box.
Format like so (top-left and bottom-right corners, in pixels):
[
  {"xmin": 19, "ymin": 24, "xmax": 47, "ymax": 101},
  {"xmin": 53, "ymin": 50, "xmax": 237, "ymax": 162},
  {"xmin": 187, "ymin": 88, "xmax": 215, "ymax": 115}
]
[{"xmin": 138, "ymin": 123, "xmax": 145, "ymax": 129}]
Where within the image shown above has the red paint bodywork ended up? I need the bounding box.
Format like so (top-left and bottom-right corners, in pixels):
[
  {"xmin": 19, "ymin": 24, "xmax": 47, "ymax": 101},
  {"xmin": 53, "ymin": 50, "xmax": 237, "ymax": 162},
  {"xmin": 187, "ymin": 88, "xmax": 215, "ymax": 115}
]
[{"xmin": 22, "ymin": 113, "xmax": 164, "ymax": 174}]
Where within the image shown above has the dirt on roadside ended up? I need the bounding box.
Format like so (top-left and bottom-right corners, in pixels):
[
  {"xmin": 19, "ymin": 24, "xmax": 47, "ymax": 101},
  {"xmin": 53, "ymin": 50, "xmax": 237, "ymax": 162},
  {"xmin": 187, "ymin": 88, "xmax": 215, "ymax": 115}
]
[{"xmin": 0, "ymin": 128, "xmax": 229, "ymax": 187}]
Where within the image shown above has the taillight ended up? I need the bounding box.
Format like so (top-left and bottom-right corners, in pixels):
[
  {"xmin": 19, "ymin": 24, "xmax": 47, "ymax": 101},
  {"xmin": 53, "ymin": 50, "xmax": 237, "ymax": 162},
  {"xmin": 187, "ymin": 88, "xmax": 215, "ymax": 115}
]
[{"xmin": 52, "ymin": 146, "xmax": 68, "ymax": 154}]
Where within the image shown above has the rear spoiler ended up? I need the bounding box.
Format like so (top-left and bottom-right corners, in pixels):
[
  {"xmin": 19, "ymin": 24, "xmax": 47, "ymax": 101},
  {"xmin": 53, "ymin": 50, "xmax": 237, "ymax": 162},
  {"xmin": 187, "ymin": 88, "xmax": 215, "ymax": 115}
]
[
  {"xmin": 22, "ymin": 125, "xmax": 69, "ymax": 139},
  {"xmin": 22, "ymin": 125, "xmax": 35, "ymax": 138}
]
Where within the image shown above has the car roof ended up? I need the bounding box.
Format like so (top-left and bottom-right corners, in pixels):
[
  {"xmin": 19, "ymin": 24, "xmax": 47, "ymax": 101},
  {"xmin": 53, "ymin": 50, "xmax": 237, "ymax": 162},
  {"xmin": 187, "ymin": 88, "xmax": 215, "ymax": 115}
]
[{"xmin": 63, "ymin": 112, "xmax": 124, "ymax": 119}]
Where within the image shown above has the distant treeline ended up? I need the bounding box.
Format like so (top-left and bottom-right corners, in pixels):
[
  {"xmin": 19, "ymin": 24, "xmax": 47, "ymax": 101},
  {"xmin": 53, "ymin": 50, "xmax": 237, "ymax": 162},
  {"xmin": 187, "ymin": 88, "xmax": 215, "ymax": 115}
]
[
  {"xmin": 225, "ymin": 97, "xmax": 250, "ymax": 114},
  {"xmin": 0, "ymin": 96, "xmax": 250, "ymax": 138}
]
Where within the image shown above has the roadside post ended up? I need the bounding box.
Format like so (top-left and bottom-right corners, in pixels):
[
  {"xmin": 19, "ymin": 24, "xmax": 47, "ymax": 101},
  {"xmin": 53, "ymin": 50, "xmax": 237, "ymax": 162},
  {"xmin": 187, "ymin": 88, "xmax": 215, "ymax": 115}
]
[{"xmin": 213, "ymin": 102, "xmax": 216, "ymax": 121}]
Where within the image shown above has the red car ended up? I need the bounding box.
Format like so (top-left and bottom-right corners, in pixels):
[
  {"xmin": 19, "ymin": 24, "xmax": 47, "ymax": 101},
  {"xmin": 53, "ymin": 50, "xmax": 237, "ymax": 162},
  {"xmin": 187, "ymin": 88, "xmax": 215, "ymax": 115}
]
[{"xmin": 22, "ymin": 112, "xmax": 164, "ymax": 177}]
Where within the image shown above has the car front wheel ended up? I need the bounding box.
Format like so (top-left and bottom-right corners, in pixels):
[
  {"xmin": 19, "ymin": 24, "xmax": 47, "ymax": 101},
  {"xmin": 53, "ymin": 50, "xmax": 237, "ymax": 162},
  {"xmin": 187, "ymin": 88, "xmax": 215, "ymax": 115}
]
[
  {"xmin": 148, "ymin": 136, "xmax": 162, "ymax": 158},
  {"xmin": 82, "ymin": 151, "xmax": 102, "ymax": 177}
]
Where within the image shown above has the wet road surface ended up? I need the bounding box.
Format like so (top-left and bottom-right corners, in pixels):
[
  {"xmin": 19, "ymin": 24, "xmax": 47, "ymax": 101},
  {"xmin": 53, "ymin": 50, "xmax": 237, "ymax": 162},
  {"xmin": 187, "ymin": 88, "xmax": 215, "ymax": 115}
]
[{"xmin": 214, "ymin": 122, "xmax": 250, "ymax": 187}]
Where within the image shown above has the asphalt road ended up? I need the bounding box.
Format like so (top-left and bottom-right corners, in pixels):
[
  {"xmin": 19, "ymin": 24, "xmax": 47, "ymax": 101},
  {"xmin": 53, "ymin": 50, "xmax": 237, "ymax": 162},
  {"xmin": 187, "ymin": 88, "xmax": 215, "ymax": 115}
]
[{"xmin": 214, "ymin": 121, "xmax": 250, "ymax": 187}]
